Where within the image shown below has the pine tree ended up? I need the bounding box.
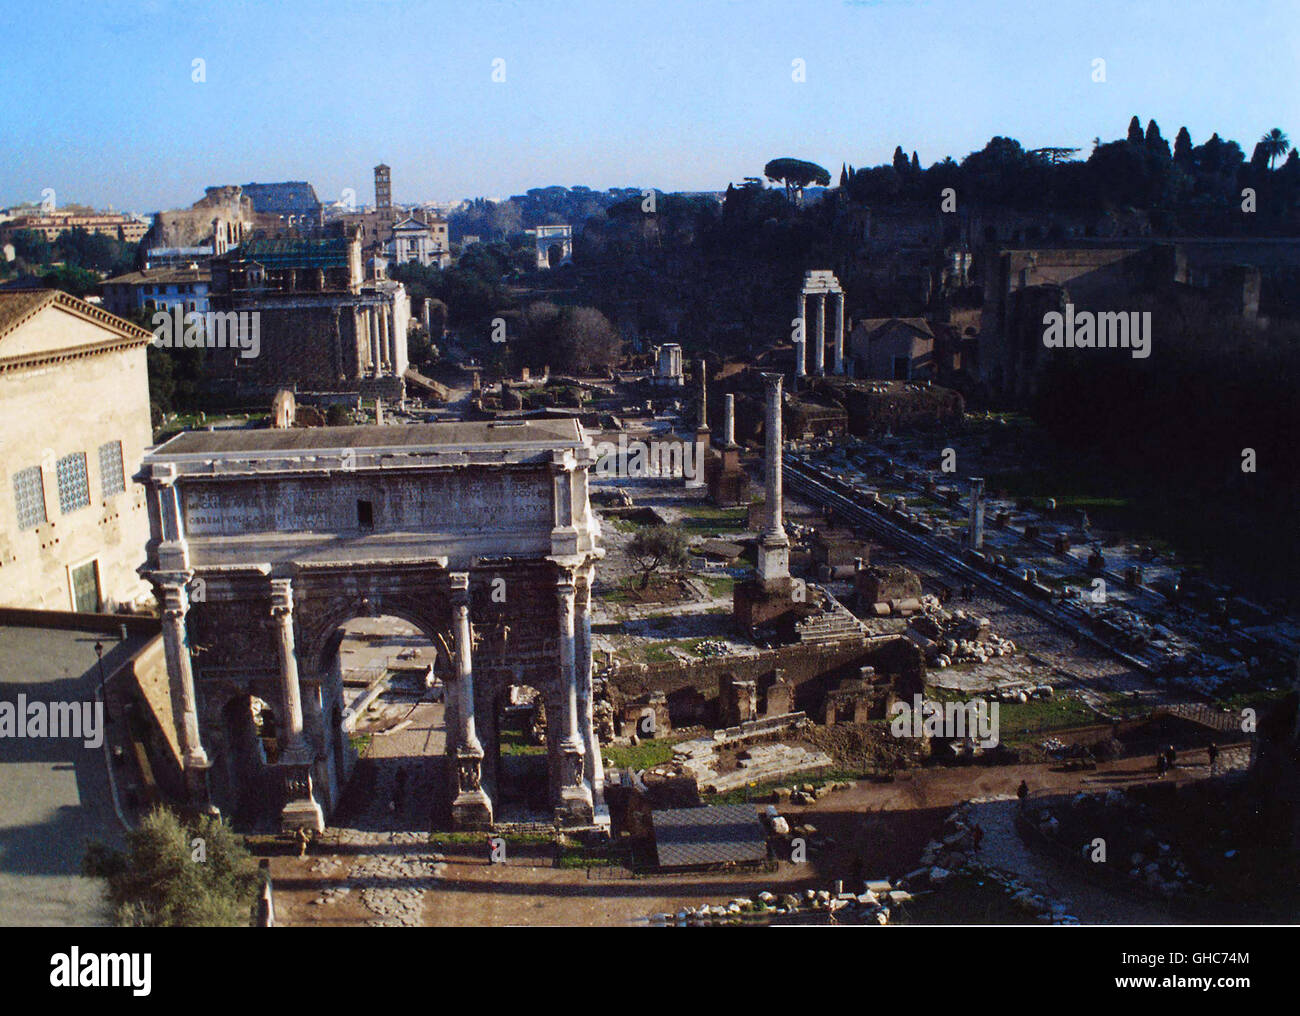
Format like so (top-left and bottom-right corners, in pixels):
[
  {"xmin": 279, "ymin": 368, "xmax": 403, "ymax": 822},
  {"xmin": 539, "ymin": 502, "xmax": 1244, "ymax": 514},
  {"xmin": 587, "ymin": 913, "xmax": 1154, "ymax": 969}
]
[
  {"xmin": 1174, "ymin": 126, "xmax": 1193, "ymax": 163},
  {"xmin": 1127, "ymin": 116, "xmax": 1144, "ymax": 145}
]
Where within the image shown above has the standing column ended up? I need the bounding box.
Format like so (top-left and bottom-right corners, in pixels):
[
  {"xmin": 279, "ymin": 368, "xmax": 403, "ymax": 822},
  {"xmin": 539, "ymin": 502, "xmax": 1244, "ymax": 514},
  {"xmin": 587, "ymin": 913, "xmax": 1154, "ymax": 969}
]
[
  {"xmin": 378, "ymin": 307, "xmax": 391, "ymax": 372},
  {"xmin": 757, "ymin": 373, "xmax": 791, "ymax": 582},
  {"xmin": 969, "ymin": 477, "xmax": 986, "ymax": 550},
  {"xmin": 812, "ymin": 292, "xmax": 826, "ymax": 375},
  {"xmin": 269, "ymin": 579, "xmax": 307, "ymax": 760},
  {"xmin": 270, "ymin": 578, "xmax": 323, "ymax": 831},
  {"xmin": 833, "ymin": 291, "xmax": 845, "ymax": 374},
  {"xmin": 556, "ymin": 574, "xmax": 594, "ymax": 824},
  {"xmin": 574, "ymin": 564, "xmax": 606, "ymax": 817},
  {"xmin": 723, "ymin": 393, "xmax": 736, "ymax": 447},
  {"xmin": 368, "ymin": 309, "xmax": 380, "ymax": 375},
  {"xmin": 795, "ymin": 293, "xmax": 807, "ymax": 377},
  {"xmin": 159, "ymin": 580, "xmax": 207, "ymax": 769},
  {"xmin": 449, "ymin": 572, "xmax": 492, "ymax": 827}
]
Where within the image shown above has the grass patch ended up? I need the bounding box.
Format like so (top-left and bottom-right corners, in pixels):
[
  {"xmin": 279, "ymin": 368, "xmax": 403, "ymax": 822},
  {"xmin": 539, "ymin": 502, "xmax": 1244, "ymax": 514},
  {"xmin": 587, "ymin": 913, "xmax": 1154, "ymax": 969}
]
[
  {"xmin": 498, "ymin": 729, "xmax": 546, "ymax": 756},
  {"xmin": 925, "ymin": 687, "xmax": 1099, "ymax": 742},
  {"xmin": 602, "ymin": 737, "xmax": 680, "ymax": 770},
  {"xmin": 349, "ymin": 733, "xmax": 372, "ymax": 757},
  {"xmin": 701, "ymin": 574, "xmax": 736, "ymax": 598}
]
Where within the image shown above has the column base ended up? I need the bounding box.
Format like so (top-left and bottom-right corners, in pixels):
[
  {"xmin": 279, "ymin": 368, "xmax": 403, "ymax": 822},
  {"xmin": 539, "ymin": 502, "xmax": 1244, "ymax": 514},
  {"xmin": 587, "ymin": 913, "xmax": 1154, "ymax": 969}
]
[
  {"xmin": 555, "ymin": 744, "xmax": 594, "ymax": 826},
  {"xmin": 451, "ymin": 790, "xmax": 494, "ymax": 830},
  {"xmin": 451, "ymin": 748, "xmax": 493, "ymax": 829},
  {"xmin": 281, "ymin": 797, "xmax": 324, "ymax": 833}
]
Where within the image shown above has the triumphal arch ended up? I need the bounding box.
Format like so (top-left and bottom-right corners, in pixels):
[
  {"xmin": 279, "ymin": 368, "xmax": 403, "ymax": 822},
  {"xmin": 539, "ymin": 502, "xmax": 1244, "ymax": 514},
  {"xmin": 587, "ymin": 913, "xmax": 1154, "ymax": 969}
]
[{"xmin": 138, "ymin": 420, "xmax": 605, "ymax": 831}]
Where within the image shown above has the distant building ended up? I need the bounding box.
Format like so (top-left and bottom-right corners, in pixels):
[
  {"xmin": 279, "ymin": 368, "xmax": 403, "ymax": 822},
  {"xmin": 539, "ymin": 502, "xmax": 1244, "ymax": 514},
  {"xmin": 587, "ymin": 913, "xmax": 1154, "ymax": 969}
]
[
  {"xmin": 526, "ymin": 224, "xmax": 573, "ymax": 269},
  {"xmin": 0, "ymin": 290, "xmax": 153, "ymax": 611},
  {"xmin": 102, "ymin": 265, "xmax": 211, "ymax": 319},
  {"xmin": 849, "ymin": 318, "xmax": 936, "ymax": 380},
  {"xmin": 205, "ymin": 227, "xmax": 410, "ymax": 398},
  {"xmin": 0, "ymin": 210, "xmax": 149, "ymax": 245},
  {"xmin": 239, "ymin": 181, "xmax": 324, "ymax": 231},
  {"xmin": 334, "ymin": 165, "xmax": 451, "ymax": 267}
]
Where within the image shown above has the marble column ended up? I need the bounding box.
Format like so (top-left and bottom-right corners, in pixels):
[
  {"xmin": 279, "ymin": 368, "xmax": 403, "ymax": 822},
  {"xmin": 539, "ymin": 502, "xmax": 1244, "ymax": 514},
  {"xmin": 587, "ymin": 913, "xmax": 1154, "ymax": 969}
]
[
  {"xmin": 159, "ymin": 580, "xmax": 207, "ymax": 770},
  {"xmin": 574, "ymin": 565, "xmax": 606, "ymax": 817},
  {"xmin": 269, "ymin": 579, "xmax": 308, "ymax": 761},
  {"xmin": 969, "ymin": 477, "xmax": 986, "ymax": 550},
  {"xmin": 449, "ymin": 572, "xmax": 492, "ymax": 827},
  {"xmin": 270, "ymin": 578, "xmax": 323, "ymax": 831},
  {"xmin": 378, "ymin": 307, "xmax": 391, "ymax": 372},
  {"xmin": 833, "ymin": 291, "xmax": 845, "ymax": 374},
  {"xmin": 795, "ymin": 293, "xmax": 807, "ymax": 377},
  {"xmin": 556, "ymin": 574, "xmax": 594, "ymax": 823},
  {"xmin": 723, "ymin": 393, "xmax": 736, "ymax": 447},
  {"xmin": 757, "ymin": 373, "xmax": 791, "ymax": 582},
  {"xmin": 812, "ymin": 292, "xmax": 826, "ymax": 376}
]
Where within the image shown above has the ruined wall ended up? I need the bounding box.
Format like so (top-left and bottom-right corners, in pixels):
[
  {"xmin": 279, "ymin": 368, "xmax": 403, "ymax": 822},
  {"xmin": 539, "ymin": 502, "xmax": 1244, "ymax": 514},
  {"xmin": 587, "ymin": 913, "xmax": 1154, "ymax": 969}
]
[{"xmin": 607, "ymin": 635, "xmax": 923, "ymax": 726}]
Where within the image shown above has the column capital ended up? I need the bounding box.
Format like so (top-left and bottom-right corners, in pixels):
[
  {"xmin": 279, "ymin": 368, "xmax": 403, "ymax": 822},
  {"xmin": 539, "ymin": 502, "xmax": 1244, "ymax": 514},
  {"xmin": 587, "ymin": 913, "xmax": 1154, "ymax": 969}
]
[
  {"xmin": 158, "ymin": 578, "xmax": 192, "ymax": 618},
  {"xmin": 269, "ymin": 577, "xmax": 294, "ymax": 615},
  {"xmin": 448, "ymin": 571, "xmax": 470, "ymax": 605}
]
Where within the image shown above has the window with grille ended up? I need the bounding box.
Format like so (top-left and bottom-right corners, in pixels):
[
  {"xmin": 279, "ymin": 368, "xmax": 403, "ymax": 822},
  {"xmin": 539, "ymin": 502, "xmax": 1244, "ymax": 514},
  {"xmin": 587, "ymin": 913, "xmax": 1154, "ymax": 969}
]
[
  {"xmin": 56, "ymin": 452, "xmax": 90, "ymax": 514},
  {"xmin": 13, "ymin": 466, "xmax": 47, "ymax": 530},
  {"xmin": 98, "ymin": 441, "xmax": 125, "ymax": 497}
]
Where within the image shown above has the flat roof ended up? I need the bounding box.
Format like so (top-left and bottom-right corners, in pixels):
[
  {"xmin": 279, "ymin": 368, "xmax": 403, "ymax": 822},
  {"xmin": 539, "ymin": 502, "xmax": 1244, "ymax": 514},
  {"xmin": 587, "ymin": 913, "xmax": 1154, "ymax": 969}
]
[
  {"xmin": 652, "ymin": 804, "xmax": 769, "ymax": 868},
  {"xmin": 0, "ymin": 620, "xmax": 156, "ymax": 925},
  {"xmin": 152, "ymin": 419, "xmax": 585, "ymax": 457}
]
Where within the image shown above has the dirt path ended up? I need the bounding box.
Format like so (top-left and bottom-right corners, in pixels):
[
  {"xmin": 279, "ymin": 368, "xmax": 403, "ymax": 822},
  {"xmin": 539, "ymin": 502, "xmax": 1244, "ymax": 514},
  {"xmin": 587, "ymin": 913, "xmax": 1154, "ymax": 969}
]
[{"xmin": 266, "ymin": 745, "xmax": 1242, "ymax": 926}]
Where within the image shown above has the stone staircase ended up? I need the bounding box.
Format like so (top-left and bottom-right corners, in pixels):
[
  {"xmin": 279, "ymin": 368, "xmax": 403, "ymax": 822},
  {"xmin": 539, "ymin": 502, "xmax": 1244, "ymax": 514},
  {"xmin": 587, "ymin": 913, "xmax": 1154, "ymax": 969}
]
[{"xmin": 796, "ymin": 592, "xmax": 867, "ymax": 645}]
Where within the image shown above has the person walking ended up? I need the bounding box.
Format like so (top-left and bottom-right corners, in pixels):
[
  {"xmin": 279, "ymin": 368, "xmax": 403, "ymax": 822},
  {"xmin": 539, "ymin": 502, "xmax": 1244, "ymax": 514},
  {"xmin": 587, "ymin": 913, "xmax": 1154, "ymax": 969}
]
[
  {"xmin": 1016, "ymin": 779, "xmax": 1029, "ymax": 807},
  {"xmin": 1156, "ymin": 752, "xmax": 1168, "ymax": 779},
  {"xmin": 1207, "ymin": 742, "xmax": 1220, "ymax": 775}
]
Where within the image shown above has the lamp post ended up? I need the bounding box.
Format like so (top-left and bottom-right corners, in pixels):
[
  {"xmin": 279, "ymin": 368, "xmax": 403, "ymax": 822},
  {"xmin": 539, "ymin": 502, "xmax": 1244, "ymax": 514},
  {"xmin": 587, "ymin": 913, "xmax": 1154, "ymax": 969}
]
[{"xmin": 94, "ymin": 640, "xmax": 108, "ymax": 720}]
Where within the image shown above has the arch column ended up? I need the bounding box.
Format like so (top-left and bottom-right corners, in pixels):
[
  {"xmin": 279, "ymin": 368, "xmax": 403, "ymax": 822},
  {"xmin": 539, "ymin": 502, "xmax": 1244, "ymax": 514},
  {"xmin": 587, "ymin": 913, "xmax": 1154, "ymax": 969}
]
[
  {"xmin": 574, "ymin": 564, "xmax": 607, "ymax": 819},
  {"xmin": 270, "ymin": 578, "xmax": 324, "ymax": 831},
  {"xmin": 449, "ymin": 572, "xmax": 492, "ymax": 828},
  {"xmin": 159, "ymin": 578, "xmax": 210, "ymax": 796},
  {"xmin": 555, "ymin": 573, "xmax": 594, "ymax": 824}
]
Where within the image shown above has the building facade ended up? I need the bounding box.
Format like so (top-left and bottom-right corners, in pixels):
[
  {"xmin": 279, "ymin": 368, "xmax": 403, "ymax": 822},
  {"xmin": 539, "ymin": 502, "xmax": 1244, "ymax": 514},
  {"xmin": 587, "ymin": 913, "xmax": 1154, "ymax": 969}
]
[
  {"xmin": 102, "ymin": 266, "xmax": 212, "ymax": 319},
  {"xmin": 0, "ymin": 291, "xmax": 154, "ymax": 611}
]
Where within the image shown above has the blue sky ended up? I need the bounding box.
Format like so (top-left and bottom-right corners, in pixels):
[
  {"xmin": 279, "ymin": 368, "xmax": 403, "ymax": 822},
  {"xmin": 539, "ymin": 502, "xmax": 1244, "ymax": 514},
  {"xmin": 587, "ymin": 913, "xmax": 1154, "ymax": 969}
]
[{"xmin": 3, "ymin": 0, "xmax": 1297, "ymax": 213}]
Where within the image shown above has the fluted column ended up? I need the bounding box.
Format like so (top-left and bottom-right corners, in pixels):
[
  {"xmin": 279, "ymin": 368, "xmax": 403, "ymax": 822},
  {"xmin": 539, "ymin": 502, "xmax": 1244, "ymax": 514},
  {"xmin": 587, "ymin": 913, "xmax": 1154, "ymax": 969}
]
[
  {"xmin": 574, "ymin": 565, "xmax": 606, "ymax": 815},
  {"xmin": 449, "ymin": 572, "xmax": 491, "ymax": 827},
  {"xmin": 833, "ymin": 291, "xmax": 845, "ymax": 374},
  {"xmin": 451, "ymin": 575, "xmax": 482, "ymax": 755},
  {"xmin": 795, "ymin": 293, "xmax": 807, "ymax": 377},
  {"xmin": 757, "ymin": 373, "xmax": 791, "ymax": 582},
  {"xmin": 556, "ymin": 573, "xmax": 594, "ymax": 823},
  {"xmin": 269, "ymin": 579, "xmax": 307, "ymax": 761},
  {"xmin": 270, "ymin": 578, "xmax": 323, "ymax": 830},
  {"xmin": 812, "ymin": 292, "xmax": 826, "ymax": 375},
  {"xmin": 159, "ymin": 580, "xmax": 207, "ymax": 769}
]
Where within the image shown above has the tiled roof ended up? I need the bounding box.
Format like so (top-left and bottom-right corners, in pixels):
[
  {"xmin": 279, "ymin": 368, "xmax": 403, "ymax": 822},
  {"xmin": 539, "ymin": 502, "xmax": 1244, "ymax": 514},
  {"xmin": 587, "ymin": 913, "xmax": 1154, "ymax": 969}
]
[
  {"xmin": 0, "ymin": 288, "xmax": 153, "ymax": 352},
  {"xmin": 652, "ymin": 805, "xmax": 768, "ymax": 868},
  {"xmin": 103, "ymin": 267, "xmax": 210, "ymax": 286},
  {"xmin": 221, "ymin": 236, "xmax": 350, "ymax": 269},
  {"xmin": 0, "ymin": 289, "xmax": 55, "ymax": 337}
]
